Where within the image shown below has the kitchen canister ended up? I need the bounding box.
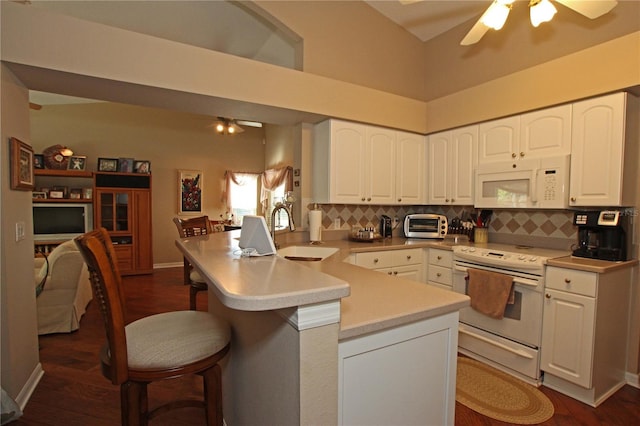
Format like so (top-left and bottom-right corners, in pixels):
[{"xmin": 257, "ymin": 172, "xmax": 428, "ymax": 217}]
[
  {"xmin": 309, "ymin": 206, "xmax": 322, "ymax": 243},
  {"xmin": 474, "ymin": 227, "xmax": 489, "ymax": 244}
]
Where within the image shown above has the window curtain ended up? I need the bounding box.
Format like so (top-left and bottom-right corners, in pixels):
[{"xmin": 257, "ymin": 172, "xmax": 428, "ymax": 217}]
[
  {"xmin": 223, "ymin": 171, "xmax": 260, "ymax": 212},
  {"xmin": 260, "ymin": 166, "xmax": 293, "ymax": 211}
]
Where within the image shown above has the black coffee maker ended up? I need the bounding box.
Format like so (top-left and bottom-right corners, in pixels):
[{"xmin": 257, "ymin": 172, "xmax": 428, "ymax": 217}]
[{"xmin": 572, "ymin": 210, "xmax": 629, "ymax": 261}]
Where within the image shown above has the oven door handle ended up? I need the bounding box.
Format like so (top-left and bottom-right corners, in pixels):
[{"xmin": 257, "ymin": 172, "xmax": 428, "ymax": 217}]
[
  {"xmin": 453, "ymin": 265, "xmax": 539, "ymax": 287},
  {"xmin": 459, "ymin": 328, "xmax": 534, "ymax": 359}
]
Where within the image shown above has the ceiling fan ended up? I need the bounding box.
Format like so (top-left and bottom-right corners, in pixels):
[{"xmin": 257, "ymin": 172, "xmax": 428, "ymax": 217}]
[
  {"xmin": 213, "ymin": 117, "xmax": 263, "ymax": 135},
  {"xmin": 460, "ymin": 0, "xmax": 618, "ymax": 46}
]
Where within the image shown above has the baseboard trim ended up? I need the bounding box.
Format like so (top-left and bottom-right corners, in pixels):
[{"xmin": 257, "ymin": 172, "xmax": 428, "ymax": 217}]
[
  {"xmin": 15, "ymin": 363, "xmax": 44, "ymax": 411},
  {"xmin": 625, "ymin": 371, "xmax": 640, "ymax": 388},
  {"xmin": 153, "ymin": 262, "xmax": 182, "ymax": 269}
]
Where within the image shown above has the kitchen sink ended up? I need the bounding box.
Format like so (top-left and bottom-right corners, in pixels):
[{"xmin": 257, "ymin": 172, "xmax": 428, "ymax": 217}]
[{"xmin": 277, "ymin": 246, "xmax": 339, "ymax": 261}]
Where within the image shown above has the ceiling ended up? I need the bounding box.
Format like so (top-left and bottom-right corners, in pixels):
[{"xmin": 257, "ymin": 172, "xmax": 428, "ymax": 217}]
[
  {"xmin": 27, "ymin": 0, "xmax": 489, "ymax": 109},
  {"xmin": 365, "ymin": 0, "xmax": 489, "ymax": 42}
]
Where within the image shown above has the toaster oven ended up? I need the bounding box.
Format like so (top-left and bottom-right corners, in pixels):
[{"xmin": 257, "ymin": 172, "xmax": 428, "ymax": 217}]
[{"xmin": 404, "ymin": 214, "xmax": 448, "ymax": 239}]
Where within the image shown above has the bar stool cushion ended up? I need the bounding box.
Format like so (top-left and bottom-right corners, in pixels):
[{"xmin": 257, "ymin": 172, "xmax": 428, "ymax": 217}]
[{"xmin": 126, "ymin": 311, "xmax": 230, "ymax": 370}]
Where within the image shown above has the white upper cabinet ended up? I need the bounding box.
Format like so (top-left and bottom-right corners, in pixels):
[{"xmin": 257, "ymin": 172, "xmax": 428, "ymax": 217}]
[
  {"xmin": 364, "ymin": 126, "xmax": 396, "ymax": 204},
  {"xmin": 478, "ymin": 116, "xmax": 519, "ymax": 163},
  {"xmin": 478, "ymin": 105, "xmax": 571, "ymax": 164},
  {"xmin": 569, "ymin": 92, "xmax": 639, "ymax": 207},
  {"xmin": 569, "ymin": 93, "xmax": 640, "ymax": 206},
  {"xmin": 313, "ymin": 120, "xmax": 425, "ymax": 205},
  {"xmin": 450, "ymin": 125, "xmax": 478, "ymax": 205},
  {"xmin": 396, "ymin": 131, "xmax": 426, "ymax": 205},
  {"xmin": 520, "ymin": 105, "xmax": 572, "ymax": 158},
  {"xmin": 313, "ymin": 120, "xmax": 366, "ymax": 204},
  {"xmin": 427, "ymin": 125, "xmax": 477, "ymax": 205}
]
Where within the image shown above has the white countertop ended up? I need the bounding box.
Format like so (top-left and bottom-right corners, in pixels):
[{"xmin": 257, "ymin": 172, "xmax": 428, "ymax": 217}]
[
  {"xmin": 175, "ymin": 231, "xmax": 350, "ymax": 311},
  {"xmin": 175, "ymin": 231, "xmax": 470, "ymax": 340}
]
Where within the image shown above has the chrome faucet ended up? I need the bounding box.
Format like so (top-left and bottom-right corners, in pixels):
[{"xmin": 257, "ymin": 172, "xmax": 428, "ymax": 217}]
[{"xmin": 270, "ymin": 202, "xmax": 295, "ymax": 249}]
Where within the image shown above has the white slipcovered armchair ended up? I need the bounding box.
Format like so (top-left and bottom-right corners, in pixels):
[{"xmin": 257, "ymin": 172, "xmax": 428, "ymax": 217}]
[{"xmin": 34, "ymin": 240, "xmax": 92, "ymax": 335}]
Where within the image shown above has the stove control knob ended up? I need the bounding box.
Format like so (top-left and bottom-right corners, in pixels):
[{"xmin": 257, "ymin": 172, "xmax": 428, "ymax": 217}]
[
  {"xmin": 518, "ymin": 255, "xmax": 526, "ymax": 260},
  {"xmin": 468, "ymin": 248, "xmax": 476, "ymax": 253},
  {"xmin": 529, "ymin": 257, "xmax": 538, "ymax": 262}
]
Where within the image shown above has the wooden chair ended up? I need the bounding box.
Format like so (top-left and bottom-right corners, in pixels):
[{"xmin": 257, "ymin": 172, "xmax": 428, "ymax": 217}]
[
  {"xmin": 173, "ymin": 216, "xmax": 212, "ymax": 310},
  {"xmin": 74, "ymin": 228, "xmax": 230, "ymax": 426}
]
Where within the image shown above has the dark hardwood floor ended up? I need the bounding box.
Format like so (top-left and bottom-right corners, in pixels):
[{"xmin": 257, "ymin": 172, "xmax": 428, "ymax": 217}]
[{"xmin": 14, "ymin": 267, "xmax": 640, "ymax": 425}]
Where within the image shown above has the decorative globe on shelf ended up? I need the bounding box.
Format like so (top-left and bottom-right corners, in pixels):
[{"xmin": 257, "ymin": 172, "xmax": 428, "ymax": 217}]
[{"xmin": 42, "ymin": 144, "xmax": 74, "ymax": 169}]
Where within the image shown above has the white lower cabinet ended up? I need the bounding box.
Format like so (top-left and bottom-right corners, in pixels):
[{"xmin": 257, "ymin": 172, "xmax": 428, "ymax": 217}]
[
  {"xmin": 338, "ymin": 312, "xmax": 459, "ymax": 425},
  {"xmin": 541, "ymin": 265, "xmax": 632, "ymax": 407},
  {"xmin": 427, "ymin": 248, "xmax": 453, "ymax": 290},
  {"xmin": 352, "ymin": 249, "xmax": 424, "ymax": 283}
]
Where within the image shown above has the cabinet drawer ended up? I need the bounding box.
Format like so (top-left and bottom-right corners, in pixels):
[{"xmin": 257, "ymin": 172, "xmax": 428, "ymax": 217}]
[
  {"xmin": 113, "ymin": 244, "xmax": 133, "ymax": 273},
  {"xmin": 428, "ymin": 265, "xmax": 452, "ymax": 286},
  {"xmin": 354, "ymin": 251, "xmax": 393, "ymax": 269},
  {"xmin": 428, "ymin": 249, "xmax": 453, "ymax": 267},
  {"xmin": 392, "ymin": 249, "xmax": 422, "ymax": 266},
  {"xmin": 546, "ymin": 266, "xmax": 596, "ymax": 297}
]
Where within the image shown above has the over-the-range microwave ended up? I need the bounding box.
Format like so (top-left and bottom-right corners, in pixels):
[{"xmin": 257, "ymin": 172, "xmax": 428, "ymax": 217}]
[{"xmin": 474, "ymin": 154, "xmax": 570, "ymax": 209}]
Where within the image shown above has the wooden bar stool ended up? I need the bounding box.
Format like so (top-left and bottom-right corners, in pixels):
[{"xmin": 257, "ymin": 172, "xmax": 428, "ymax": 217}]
[
  {"xmin": 173, "ymin": 216, "xmax": 212, "ymax": 310},
  {"xmin": 75, "ymin": 228, "xmax": 230, "ymax": 426}
]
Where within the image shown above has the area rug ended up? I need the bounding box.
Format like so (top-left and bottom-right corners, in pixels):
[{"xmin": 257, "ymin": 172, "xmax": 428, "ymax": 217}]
[{"xmin": 456, "ymin": 357, "xmax": 554, "ymax": 424}]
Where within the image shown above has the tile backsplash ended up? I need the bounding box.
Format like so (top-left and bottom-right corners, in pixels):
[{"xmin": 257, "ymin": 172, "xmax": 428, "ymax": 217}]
[{"xmin": 311, "ymin": 204, "xmax": 578, "ymax": 248}]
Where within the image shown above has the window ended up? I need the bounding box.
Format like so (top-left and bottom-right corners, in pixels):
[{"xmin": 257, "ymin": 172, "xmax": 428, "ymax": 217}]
[{"xmin": 227, "ymin": 173, "xmax": 259, "ymax": 224}]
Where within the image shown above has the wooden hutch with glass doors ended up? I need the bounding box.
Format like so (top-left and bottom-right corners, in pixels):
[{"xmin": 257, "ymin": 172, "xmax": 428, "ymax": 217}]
[{"xmin": 94, "ymin": 172, "xmax": 153, "ymax": 275}]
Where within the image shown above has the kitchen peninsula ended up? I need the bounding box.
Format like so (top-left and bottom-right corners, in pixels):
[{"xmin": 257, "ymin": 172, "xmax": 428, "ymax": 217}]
[{"xmin": 176, "ymin": 231, "xmax": 469, "ymax": 425}]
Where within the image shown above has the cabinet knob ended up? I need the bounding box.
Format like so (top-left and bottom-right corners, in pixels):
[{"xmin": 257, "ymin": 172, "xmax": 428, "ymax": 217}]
[
  {"xmin": 512, "ymin": 163, "xmax": 517, "ymax": 168},
  {"xmin": 388, "ymin": 271, "xmax": 393, "ymax": 275},
  {"xmin": 520, "ymin": 152, "xmax": 525, "ymax": 157},
  {"xmin": 445, "ymin": 199, "xmax": 450, "ymax": 203},
  {"xmin": 570, "ymin": 197, "xmax": 576, "ymax": 202},
  {"xmin": 511, "ymin": 153, "xmax": 517, "ymax": 158},
  {"xmin": 545, "ymin": 293, "xmax": 551, "ymax": 299},
  {"xmin": 407, "ymin": 255, "xmax": 412, "ymax": 260},
  {"xmin": 361, "ymin": 197, "xmax": 366, "ymax": 202},
  {"xmin": 397, "ymin": 198, "xmax": 402, "ymax": 202},
  {"xmin": 436, "ymin": 273, "xmax": 442, "ymax": 277},
  {"xmin": 367, "ymin": 197, "xmax": 371, "ymax": 202},
  {"xmin": 437, "ymin": 255, "xmax": 442, "ymax": 260},
  {"xmin": 373, "ymin": 258, "xmax": 379, "ymax": 264},
  {"xmin": 564, "ymin": 278, "xmax": 571, "ymax": 284},
  {"xmin": 451, "ymin": 198, "xmax": 455, "ymax": 202},
  {"xmin": 393, "ymin": 271, "xmax": 398, "ymax": 276}
]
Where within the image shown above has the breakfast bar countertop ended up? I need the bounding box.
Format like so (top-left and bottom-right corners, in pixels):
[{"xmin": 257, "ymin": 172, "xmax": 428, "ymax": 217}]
[{"xmin": 175, "ymin": 231, "xmax": 470, "ymax": 340}]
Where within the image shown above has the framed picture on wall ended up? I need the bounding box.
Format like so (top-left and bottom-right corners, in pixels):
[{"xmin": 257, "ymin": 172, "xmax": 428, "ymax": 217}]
[
  {"xmin": 178, "ymin": 170, "xmax": 203, "ymax": 215},
  {"xmin": 10, "ymin": 137, "xmax": 35, "ymax": 191}
]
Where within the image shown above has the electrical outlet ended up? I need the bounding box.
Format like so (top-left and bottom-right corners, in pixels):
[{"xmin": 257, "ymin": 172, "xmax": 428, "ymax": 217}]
[
  {"xmin": 15, "ymin": 221, "xmax": 25, "ymax": 242},
  {"xmin": 334, "ymin": 218, "xmax": 341, "ymax": 229}
]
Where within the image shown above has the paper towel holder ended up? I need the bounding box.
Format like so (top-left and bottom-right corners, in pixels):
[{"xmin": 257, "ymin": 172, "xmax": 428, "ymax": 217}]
[{"xmin": 309, "ymin": 204, "xmax": 323, "ymax": 245}]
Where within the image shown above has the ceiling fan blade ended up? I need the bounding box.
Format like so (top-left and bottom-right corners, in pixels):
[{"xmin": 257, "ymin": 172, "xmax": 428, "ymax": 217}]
[
  {"xmin": 460, "ymin": 18, "xmax": 490, "ymax": 45},
  {"xmin": 236, "ymin": 120, "xmax": 263, "ymax": 128},
  {"xmin": 555, "ymin": 0, "xmax": 618, "ymax": 19}
]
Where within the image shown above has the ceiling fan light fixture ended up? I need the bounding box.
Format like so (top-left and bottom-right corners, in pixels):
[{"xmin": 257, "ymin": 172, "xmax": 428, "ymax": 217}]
[
  {"xmin": 481, "ymin": 0, "xmax": 513, "ymax": 31},
  {"xmin": 530, "ymin": 0, "xmax": 557, "ymax": 27},
  {"xmin": 214, "ymin": 117, "xmax": 245, "ymax": 135}
]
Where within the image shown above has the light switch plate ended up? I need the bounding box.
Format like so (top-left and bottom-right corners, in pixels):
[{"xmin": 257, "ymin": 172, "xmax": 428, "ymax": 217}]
[{"xmin": 15, "ymin": 221, "xmax": 25, "ymax": 241}]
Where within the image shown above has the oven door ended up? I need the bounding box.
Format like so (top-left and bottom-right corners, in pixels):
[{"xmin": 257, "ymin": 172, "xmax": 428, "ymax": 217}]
[{"xmin": 452, "ymin": 263, "xmax": 543, "ymax": 348}]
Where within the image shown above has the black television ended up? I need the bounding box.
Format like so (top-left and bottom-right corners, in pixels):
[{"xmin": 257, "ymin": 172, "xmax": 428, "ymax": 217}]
[{"xmin": 33, "ymin": 203, "xmax": 93, "ymax": 242}]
